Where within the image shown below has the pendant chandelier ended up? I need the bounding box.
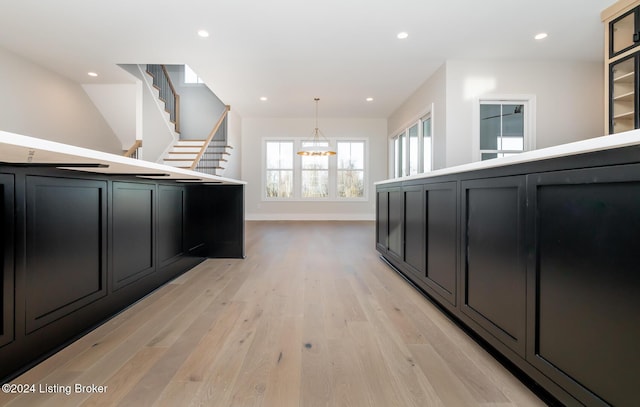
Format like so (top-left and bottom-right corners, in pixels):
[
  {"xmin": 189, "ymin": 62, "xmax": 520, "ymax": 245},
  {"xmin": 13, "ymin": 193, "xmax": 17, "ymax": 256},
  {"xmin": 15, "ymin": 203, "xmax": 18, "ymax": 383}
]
[{"xmin": 297, "ymin": 97, "xmax": 336, "ymax": 156}]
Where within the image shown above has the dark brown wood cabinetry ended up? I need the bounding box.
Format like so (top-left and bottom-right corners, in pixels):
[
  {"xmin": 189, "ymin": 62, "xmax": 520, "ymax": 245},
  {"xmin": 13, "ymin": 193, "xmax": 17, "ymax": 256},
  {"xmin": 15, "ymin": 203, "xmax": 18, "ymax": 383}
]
[{"xmin": 376, "ymin": 146, "xmax": 640, "ymax": 406}]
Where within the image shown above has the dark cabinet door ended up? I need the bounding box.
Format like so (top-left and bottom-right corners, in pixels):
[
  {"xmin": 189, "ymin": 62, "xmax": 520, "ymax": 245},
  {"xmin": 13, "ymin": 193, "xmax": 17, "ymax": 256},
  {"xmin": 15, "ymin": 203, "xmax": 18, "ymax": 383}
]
[
  {"xmin": 461, "ymin": 176, "xmax": 526, "ymax": 357},
  {"xmin": 526, "ymin": 166, "xmax": 640, "ymax": 406},
  {"xmin": 112, "ymin": 182, "xmax": 155, "ymax": 291},
  {"xmin": 387, "ymin": 188, "xmax": 403, "ymax": 261},
  {"xmin": 376, "ymin": 190, "xmax": 389, "ymax": 253},
  {"xmin": 24, "ymin": 176, "xmax": 107, "ymax": 333},
  {"xmin": 424, "ymin": 182, "xmax": 457, "ymax": 306},
  {"xmin": 157, "ymin": 185, "xmax": 185, "ymax": 267},
  {"xmin": 0, "ymin": 174, "xmax": 14, "ymax": 349},
  {"xmin": 404, "ymin": 185, "xmax": 425, "ymax": 278}
]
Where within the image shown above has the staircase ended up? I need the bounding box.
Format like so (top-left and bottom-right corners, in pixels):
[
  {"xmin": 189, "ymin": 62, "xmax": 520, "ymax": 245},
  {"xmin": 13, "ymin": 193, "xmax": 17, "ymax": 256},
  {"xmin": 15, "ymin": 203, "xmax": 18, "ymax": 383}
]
[
  {"xmin": 145, "ymin": 64, "xmax": 233, "ymax": 176},
  {"xmin": 163, "ymin": 140, "xmax": 233, "ymax": 176}
]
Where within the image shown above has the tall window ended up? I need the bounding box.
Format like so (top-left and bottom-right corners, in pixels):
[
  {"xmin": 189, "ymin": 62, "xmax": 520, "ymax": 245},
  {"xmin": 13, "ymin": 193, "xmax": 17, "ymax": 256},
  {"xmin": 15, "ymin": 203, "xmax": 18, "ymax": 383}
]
[
  {"xmin": 408, "ymin": 124, "xmax": 419, "ymax": 176},
  {"xmin": 422, "ymin": 115, "xmax": 432, "ymax": 172},
  {"xmin": 476, "ymin": 97, "xmax": 535, "ymax": 161},
  {"xmin": 392, "ymin": 108, "xmax": 433, "ymax": 178},
  {"xmin": 265, "ymin": 141, "xmax": 293, "ymax": 198},
  {"xmin": 301, "ymin": 142, "xmax": 329, "ymax": 198},
  {"xmin": 337, "ymin": 141, "xmax": 365, "ymax": 198},
  {"xmin": 394, "ymin": 135, "xmax": 403, "ymax": 178}
]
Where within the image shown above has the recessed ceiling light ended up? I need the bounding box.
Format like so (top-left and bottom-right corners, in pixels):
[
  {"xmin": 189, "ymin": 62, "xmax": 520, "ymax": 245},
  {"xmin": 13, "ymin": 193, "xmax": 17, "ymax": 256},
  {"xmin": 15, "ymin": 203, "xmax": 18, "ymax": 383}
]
[
  {"xmin": 397, "ymin": 32, "xmax": 409, "ymax": 40},
  {"xmin": 260, "ymin": 96, "xmax": 268, "ymax": 101},
  {"xmin": 197, "ymin": 29, "xmax": 210, "ymax": 38},
  {"xmin": 535, "ymin": 32, "xmax": 548, "ymax": 40},
  {"xmin": 87, "ymin": 72, "xmax": 98, "ymax": 77},
  {"xmin": 366, "ymin": 97, "xmax": 374, "ymax": 102}
]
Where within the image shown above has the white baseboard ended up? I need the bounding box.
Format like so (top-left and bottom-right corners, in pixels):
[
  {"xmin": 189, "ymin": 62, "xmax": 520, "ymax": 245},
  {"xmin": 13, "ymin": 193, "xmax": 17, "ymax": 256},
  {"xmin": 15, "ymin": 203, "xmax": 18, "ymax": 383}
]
[{"xmin": 245, "ymin": 213, "xmax": 375, "ymax": 221}]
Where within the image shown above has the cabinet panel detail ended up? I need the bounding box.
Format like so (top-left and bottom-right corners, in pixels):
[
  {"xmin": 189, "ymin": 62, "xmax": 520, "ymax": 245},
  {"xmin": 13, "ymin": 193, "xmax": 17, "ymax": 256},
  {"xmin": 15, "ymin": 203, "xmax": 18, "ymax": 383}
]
[
  {"xmin": 529, "ymin": 168, "xmax": 640, "ymax": 406},
  {"xmin": 25, "ymin": 176, "xmax": 107, "ymax": 333},
  {"xmin": 376, "ymin": 191, "xmax": 389, "ymax": 252},
  {"xmin": 425, "ymin": 183, "xmax": 457, "ymax": 304},
  {"xmin": 387, "ymin": 189, "xmax": 403, "ymax": 259},
  {"xmin": 0, "ymin": 175, "xmax": 14, "ymax": 348},
  {"xmin": 462, "ymin": 177, "xmax": 526, "ymax": 356},
  {"xmin": 404, "ymin": 186, "xmax": 424, "ymax": 276},
  {"xmin": 112, "ymin": 182, "xmax": 155, "ymax": 290},
  {"xmin": 158, "ymin": 185, "xmax": 184, "ymax": 265}
]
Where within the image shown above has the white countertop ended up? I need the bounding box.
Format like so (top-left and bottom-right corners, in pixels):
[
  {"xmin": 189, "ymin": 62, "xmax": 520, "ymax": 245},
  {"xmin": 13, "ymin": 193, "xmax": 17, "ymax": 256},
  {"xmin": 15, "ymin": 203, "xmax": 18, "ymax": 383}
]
[
  {"xmin": 376, "ymin": 130, "xmax": 640, "ymax": 185},
  {"xmin": 0, "ymin": 131, "xmax": 246, "ymax": 185}
]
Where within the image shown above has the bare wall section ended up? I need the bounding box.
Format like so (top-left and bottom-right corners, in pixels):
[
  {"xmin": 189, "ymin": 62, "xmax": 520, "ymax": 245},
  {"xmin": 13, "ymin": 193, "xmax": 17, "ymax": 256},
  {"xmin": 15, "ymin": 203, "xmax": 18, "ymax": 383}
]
[{"xmin": 0, "ymin": 46, "xmax": 121, "ymax": 154}]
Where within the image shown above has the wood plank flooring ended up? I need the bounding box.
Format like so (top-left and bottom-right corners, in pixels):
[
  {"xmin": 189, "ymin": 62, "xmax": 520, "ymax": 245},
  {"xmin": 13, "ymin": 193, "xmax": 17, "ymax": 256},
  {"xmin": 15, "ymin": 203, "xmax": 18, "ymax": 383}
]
[{"xmin": 0, "ymin": 221, "xmax": 545, "ymax": 406}]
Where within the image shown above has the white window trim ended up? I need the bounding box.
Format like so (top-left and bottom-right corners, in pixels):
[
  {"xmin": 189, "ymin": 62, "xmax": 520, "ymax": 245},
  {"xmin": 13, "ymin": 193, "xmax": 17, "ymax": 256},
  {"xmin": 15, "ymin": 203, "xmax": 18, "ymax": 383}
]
[
  {"xmin": 262, "ymin": 137, "xmax": 368, "ymax": 202},
  {"xmin": 472, "ymin": 95, "xmax": 536, "ymax": 162}
]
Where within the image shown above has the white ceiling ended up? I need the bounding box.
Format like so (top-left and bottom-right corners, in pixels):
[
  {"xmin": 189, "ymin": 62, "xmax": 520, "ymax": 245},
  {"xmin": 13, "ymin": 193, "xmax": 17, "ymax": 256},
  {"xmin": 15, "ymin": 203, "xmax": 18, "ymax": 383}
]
[{"xmin": 0, "ymin": 0, "xmax": 615, "ymax": 118}]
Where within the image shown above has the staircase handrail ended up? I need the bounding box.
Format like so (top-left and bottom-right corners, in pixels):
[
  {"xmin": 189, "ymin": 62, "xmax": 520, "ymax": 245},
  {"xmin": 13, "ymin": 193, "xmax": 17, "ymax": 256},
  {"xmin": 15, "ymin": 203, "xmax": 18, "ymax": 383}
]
[
  {"xmin": 146, "ymin": 64, "xmax": 180, "ymax": 134},
  {"xmin": 190, "ymin": 105, "xmax": 230, "ymax": 170},
  {"xmin": 123, "ymin": 140, "xmax": 143, "ymax": 159}
]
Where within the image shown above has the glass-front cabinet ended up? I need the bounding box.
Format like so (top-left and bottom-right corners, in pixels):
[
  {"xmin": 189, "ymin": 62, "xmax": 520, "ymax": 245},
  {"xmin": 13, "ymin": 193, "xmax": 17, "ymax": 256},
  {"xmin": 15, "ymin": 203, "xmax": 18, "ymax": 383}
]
[
  {"xmin": 610, "ymin": 7, "xmax": 640, "ymax": 57},
  {"xmin": 610, "ymin": 55, "xmax": 637, "ymax": 133},
  {"xmin": 604, "ymin": 1, "xmax": 640, "ymax": 134}
]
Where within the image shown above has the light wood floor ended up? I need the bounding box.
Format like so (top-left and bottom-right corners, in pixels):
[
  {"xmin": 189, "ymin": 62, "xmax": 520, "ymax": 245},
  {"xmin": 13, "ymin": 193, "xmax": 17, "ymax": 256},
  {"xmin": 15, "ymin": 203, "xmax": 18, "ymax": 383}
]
[{"xmin": 1, "ymin": 221, "xmax": 545, "ymax": 407}]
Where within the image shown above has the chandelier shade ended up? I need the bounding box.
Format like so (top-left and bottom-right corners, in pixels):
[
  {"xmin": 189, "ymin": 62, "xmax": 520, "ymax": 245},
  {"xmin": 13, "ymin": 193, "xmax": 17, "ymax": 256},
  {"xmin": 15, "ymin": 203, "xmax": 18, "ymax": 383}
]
[{"xmin": 297, "ymin": 98, "xmax": 336, "ymax": 156}]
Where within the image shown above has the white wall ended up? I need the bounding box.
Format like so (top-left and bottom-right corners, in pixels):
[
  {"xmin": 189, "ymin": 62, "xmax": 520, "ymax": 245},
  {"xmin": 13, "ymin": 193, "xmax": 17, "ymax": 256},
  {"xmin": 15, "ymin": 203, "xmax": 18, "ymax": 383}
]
[
  {"xmin": 388, "ymin": 64, "xmax": 447, "ymax": 171},
  {"xmin": 224, "ymin": 108, "xmax": 242, "ymax": 179},
  {"xmin": 165, "ymin": 65, "xmax": 228, "ymax": 140},
  {"xmin": 242, "ymin": 117, "xmax": 387, "ymax": 220},
  {"xmin": 444, "ymin": 59, "xmax": 604, "ymax": 166},
  {"xmin": 82, "ymin": 83, "xmax": 137, "ymax": 150},
  {"xmin": 387, "ymin": 59, "xmax": 604, "ymax": 171},
  {"xmin": 0, "ymin": 46, "xmax": 121, "ymax": 153}
]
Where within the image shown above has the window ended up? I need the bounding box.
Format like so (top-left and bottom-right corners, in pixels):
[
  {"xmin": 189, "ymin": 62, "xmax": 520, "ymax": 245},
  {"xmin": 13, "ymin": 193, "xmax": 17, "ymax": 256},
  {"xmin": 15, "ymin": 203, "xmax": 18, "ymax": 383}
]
[
  {"xmin": 265, "ymin": 141, "xmax": 293, "ymax": 198},
  {"xmin": 391, "ymin": 106, "xmax": 433, "ymax": 177},
  {"xmin": 408, "ymin": 124, "xmax": 419, "ymax": 176},
  {"xmin": 264, "ymin": 138, "xmax": 367, "ymax": 200},
  {"xmin": 476, "ymin": 96, "xmax": 535, "ymax": 161},
  {"xmin": 301, "ymin": 142, "xmax": 329, "ymax": 198},
  {"xmin": 184, "ymin": 65, "xmax": 204, "ymax": 84},
  {"xmin": 422, "ymin": 115, "xmax": 432, "ymax": 172},
  {"xmin": 394, "ymin": 134, "xmax": 403, "ymax": 178},
  {"xmin": 337, "ymin": 141, "xmax": 365, "ymax": 198}
]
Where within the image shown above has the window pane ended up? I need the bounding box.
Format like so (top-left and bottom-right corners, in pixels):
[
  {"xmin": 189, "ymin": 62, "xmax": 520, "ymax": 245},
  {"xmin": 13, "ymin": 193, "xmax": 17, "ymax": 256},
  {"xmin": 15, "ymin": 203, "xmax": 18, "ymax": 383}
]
[
  {"xmin": 301, "ymin": 142, "xmax": 328, "ymax": 170},
  {"xmin": 302, "ymin": 170, "xmax": 328, "ymax": 198},
  {"xmin": 408, "ymin": 124, "xmax": 418, "ymax": 175},
  {"xmin": 338, "ymin": 170, "xmax": 364, "ymax": 198},
  {"xmin": 394, "ymin": 137, "xmax": 402, "ymax": 178},
  {"xmin": 502, "ymin": 104, "xmax": 524, "ymax": 150},
  {"xmin": 422, "ymin": 118, "xmax": 432, "ymax": 172},
  {"xmin": 266, "ymin": 141, "xmax": 293, "ymax": 169},
  {"xmin": 400, "ymin": 132, "xmax": 406, "ymax": 176},
  {"xmin": 280, "ymin": 142, "xmax": 293, "ymax": 168},
  {"xmin": 481, "ymin": 152, "xmax": 498, "ymax": 160},
  {"xmin": 266, "ymin": 170, "xmax": 292, "ymax": 198},
  {"xmin": 480, "ymin": 104, "xmax": 500, "ymax": 150},
  {"xmin": 337, "ymin": 141, "xmax": 363, "ymax": 170}
]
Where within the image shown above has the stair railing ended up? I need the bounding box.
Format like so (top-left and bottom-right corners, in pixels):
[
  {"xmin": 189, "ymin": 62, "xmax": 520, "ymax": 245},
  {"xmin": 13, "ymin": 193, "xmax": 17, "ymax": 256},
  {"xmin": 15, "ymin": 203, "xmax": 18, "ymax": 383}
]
[
  {"xmin": 123, "ymin": 140, "xmax": 143, "ymax": 159},
  {"xmin": 191, "ymin": 105, "xmax": 231, "ymax": 173},
  {"xmin": 146, "ymin": 64, "xmax": 180, "ymax": 134}
]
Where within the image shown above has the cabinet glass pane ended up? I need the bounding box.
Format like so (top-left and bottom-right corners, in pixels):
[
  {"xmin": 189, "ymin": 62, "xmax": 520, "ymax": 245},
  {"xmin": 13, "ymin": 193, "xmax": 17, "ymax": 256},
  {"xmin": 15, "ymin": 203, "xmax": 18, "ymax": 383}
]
[
  {"xmin": 612, "ymin": 11, "xmax": 636, "ymax": 55},
  {"xmin": 611, "ymin": 57, "xmax": 636, "ymax": 134}
]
